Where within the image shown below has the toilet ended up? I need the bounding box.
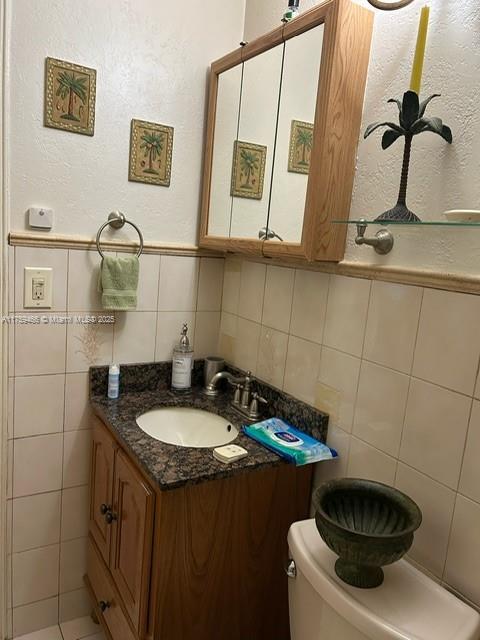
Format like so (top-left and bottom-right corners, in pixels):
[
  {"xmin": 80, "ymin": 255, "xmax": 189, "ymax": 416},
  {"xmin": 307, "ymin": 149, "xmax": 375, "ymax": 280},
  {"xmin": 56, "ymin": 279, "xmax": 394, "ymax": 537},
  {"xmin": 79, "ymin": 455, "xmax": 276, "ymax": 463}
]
[{"xmin": 288, "ymin": 519, "xmax": 480, "ymax": 640}]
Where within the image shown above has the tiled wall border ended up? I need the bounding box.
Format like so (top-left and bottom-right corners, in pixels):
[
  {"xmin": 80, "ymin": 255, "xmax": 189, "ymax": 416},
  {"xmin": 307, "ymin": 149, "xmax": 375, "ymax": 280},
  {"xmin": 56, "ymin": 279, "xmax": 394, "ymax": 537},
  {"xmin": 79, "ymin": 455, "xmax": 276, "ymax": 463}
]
[{"xmin": 10, "ymin": 231, "xmax": 480, "ymax": 296}]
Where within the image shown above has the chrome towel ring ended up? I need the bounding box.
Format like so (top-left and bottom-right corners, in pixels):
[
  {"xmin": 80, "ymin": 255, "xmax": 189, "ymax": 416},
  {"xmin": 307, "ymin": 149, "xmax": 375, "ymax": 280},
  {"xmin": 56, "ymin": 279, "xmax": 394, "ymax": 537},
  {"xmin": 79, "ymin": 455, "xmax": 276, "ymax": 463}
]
[{"xmin": 96, "ymin": 211, "xmax": 144, "ymax": 259}]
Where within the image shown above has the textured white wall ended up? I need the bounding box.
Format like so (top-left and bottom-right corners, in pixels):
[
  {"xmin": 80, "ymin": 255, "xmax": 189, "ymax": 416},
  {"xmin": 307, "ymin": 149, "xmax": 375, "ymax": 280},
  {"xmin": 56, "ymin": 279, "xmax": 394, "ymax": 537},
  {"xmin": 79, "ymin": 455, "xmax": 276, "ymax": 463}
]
[
  {"xmin": 7, "ymin": 0, "xmax": 245, "ymax": 244},
  {"xmin": 244, "ymin": 0, "xmax": 480, "ymax": 275}
]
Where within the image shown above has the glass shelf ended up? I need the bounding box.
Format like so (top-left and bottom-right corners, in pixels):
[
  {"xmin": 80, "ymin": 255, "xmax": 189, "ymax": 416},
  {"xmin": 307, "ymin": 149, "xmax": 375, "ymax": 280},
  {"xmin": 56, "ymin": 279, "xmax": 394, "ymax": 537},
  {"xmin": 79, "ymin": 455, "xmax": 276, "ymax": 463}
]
[{"xmin": 333, "ymin": 219, "xmax": 480, "ymax": 227}]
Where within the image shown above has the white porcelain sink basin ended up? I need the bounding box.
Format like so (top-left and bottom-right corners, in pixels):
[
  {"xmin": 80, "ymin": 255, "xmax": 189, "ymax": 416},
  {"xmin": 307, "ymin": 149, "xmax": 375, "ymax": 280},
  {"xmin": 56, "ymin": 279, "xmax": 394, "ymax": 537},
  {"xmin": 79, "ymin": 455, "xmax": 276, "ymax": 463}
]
[{"xmin": 136, "ymin": 407, "xmax": 238, "ymax": 448}]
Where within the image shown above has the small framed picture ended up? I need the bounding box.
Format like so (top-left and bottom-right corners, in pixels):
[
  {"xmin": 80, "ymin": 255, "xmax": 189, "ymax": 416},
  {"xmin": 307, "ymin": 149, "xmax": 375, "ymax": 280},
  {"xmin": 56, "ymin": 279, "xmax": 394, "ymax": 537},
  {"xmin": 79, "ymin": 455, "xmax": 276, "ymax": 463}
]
[
  {"xmin": 129, "ymin": 119, "xmax": 174, "ymax": 187},
  {"xmin": 288, "ymin": 120, "xmax": 314, "ymax": 174},
  {"xmin": 231, "ymin": 140, "xmax": 267, "ymax": 200},
  {"xmin": 44, "ymin": 57, "xmax": 96, "ymax": 136}
]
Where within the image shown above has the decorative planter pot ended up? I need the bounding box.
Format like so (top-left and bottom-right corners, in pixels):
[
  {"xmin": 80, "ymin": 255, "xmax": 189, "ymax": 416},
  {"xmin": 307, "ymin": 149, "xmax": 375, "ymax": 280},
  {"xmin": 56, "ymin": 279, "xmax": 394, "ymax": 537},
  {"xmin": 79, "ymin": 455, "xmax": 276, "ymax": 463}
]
[{"xmin": 313, "ymin": 478, "xmax": 422, "ymax": 589}]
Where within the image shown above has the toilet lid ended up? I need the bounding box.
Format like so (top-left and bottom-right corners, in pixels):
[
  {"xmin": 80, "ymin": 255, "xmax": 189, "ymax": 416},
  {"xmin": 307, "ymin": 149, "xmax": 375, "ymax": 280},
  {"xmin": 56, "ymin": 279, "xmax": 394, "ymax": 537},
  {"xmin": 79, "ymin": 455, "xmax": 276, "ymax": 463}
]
[{"xmin": 288, "ymin": 519, "xmax": 480, "ymax": 640}]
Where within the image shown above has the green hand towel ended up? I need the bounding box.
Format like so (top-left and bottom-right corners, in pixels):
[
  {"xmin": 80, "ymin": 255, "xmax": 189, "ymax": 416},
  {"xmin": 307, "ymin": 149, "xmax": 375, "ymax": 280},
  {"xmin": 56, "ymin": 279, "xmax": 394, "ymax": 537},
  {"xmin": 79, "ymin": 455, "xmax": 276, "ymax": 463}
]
[{"xmin": 99, "ymin": 255, "xmax": 139, "ymax": 311}]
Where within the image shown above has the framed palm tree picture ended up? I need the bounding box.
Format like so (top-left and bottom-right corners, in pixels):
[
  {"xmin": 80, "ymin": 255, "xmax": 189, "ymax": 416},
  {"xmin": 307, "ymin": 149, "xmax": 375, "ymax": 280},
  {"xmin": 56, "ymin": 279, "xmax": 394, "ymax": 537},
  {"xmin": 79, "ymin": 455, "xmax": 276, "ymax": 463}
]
[
  {"xmin": 44, "ymin": 58, "xmax": 96, "ymax": 136},
  {"xmin": 231, "ymin": 141, "xmax": 267, "ymax": 200},
  {"xmin": 288, "ymin": 120, "xmax": 314, "ymax": 174},
  {"xmin": 129, "ymin": 119, "xmax": 174, "ymax": 187}
]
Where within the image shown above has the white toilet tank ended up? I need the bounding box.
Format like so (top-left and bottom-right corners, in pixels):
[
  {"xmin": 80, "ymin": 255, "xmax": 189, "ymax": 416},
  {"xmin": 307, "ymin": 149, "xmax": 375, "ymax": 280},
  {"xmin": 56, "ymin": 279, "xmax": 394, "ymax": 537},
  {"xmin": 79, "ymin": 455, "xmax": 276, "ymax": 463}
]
[{"xmin": 288, "ymin": 519, "xmax": 480, "ymax": 640}]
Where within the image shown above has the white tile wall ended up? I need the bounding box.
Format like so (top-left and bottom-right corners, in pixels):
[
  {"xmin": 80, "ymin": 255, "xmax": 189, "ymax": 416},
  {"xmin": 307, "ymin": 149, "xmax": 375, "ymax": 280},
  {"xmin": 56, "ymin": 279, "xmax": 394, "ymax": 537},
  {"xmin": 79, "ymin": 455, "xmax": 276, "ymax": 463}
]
[
  {"xmin": 6, "ymin": 247, "xmax": 226, "ymax": 636},
  {"xmin": 290, "ymin": 269, "xmax": 329, "ymax": 344},
  {"xmin": 257, "ymin": 326, "xmax": 288, "ymax": 389},
  {"xmin": 323, "ymin": 275, "xmax": 371, "ymax": 357},
  {"xmin": 395, "ymin": 463, "xmax": 456, "ymax": 577},
  {"xmin": 13, "ymin": 435, "xmax": 63, "ymax": 498},
  {"xmin": 220, "ymin": 256, "xmax": 480, "ymax": 607},
  {"xmin": 399, "ymin": 379, "xmax": 471, "ymax": 489},
  {"xmin": 12, "ymin": 598, "xmax": 59, "ymax": 638},
  {"xmin": 237, "ymin": 261, "xmax": 265, "ymax": 323},
  {"xmin": 413, "ymin": 288, "xmax": 480, "ymax": 395},
  {"xmin": 158, "ymin": 256, "xmax": 199, "ymax": 311},
  {"xmin": 12, "ymin": 545, "xmax": 60, "ymax": 607},
  {"xmin": 8, "ymin": 248, "xmax": 480, "ymax": 631},
  {"xmin": 14, "ymin": 375, "xmax": 65, "ymax": 438},
  {"xmin": 283, "ymin": 336, "xmax": 321, "ymax": 406},
  {"xmin": 112, "ymin": 311, "xmax": 157, "ymax": 364},
  {"xmin": 353, "ymin": 361, "xmax": 409, "ymax": 457},
  {"xmin": 13, "ymin": 492, "xmax": 61, "ymax": 552},
  {"xmin": 262, "ymin": 266, "xmax": 294, "ymax": 333}
]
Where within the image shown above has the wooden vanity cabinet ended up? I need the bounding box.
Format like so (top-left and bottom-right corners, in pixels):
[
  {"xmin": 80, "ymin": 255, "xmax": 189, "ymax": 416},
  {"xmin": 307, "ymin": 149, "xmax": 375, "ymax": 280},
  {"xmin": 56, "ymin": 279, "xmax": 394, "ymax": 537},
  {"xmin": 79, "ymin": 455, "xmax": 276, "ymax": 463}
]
[
  {"xmin": 86, "ymin": 417, "xmax": 313, "ymax": 640},
  {"xmin": 87, "ymin": 418, "xmax": 154, "ymax": 639},
  {"xmin": 89, "ymin": 419, "xmax": 115, "ymax": 565}
]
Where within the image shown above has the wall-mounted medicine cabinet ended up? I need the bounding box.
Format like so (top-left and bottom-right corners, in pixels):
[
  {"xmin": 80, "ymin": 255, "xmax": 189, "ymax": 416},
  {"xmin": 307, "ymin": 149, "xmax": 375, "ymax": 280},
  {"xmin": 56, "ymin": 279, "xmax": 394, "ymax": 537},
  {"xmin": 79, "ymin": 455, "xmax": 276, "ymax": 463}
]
[{"xmin": 199, "ymin": 0, "xmax": 374, "ymax": 262}]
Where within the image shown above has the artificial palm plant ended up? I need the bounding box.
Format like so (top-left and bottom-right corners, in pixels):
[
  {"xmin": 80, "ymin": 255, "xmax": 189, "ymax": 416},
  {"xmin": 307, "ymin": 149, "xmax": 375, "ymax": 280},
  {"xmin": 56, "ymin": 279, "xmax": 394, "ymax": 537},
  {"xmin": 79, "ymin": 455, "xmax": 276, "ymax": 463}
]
[{"xmin": 364, "ymin": 90, "xmax": 452, "ymax": 222}]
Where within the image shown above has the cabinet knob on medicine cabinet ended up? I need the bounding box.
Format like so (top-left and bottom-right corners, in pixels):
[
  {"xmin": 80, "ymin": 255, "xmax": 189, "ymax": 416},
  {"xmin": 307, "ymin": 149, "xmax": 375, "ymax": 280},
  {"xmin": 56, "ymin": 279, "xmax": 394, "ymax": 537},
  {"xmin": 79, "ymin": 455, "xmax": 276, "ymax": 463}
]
[{"xmin": 100, "ymin": 503, "xmax": 111, "ymax": 515}]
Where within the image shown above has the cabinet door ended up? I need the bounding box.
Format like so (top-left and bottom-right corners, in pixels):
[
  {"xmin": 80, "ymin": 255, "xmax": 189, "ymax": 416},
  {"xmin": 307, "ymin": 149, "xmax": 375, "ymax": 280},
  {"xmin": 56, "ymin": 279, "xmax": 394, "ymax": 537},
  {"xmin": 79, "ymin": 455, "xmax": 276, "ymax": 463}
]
[
  {"xmin": 208, "ymin": 63, "xmax": 243, "ymax": 237},
  {"xmin": 89, "ymin": 419, "xmax": 115, "ymax": 566},
  {"xmin": 110, "ymin": 449, "xmax": 154, "ymax": 634},
  {"xmin": 229, "ymin": 43, "xmax": 284, "ymax": 240},
  {"xmin": 267, "ymin": 24, "xmax": 324, "ymax": 244}
]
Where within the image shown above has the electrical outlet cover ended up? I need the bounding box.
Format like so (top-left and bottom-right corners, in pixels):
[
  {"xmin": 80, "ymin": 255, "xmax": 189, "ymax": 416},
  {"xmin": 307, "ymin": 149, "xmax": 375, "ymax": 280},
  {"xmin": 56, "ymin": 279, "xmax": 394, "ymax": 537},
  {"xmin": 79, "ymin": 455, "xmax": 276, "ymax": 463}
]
[{"xmin": 24, "ymin": 267, "xmax": 53, "ymax": 308}]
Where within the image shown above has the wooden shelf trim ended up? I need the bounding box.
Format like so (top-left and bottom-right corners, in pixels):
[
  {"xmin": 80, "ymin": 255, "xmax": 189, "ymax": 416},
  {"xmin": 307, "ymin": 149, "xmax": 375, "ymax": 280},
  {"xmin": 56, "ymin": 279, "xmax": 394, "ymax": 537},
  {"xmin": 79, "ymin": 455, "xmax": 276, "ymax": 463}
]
[{"xmin": 9, "ymin": 231, "xmax": 223, "ymax": 257}]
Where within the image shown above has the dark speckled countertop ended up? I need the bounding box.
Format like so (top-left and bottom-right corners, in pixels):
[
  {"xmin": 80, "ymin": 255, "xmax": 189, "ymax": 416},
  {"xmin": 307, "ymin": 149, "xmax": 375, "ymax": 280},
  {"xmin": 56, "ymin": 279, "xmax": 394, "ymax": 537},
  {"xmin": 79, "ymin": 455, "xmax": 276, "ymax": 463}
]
[{"xmin": 90, "ymin": 361, "xmax": 329, "ymax": 491}]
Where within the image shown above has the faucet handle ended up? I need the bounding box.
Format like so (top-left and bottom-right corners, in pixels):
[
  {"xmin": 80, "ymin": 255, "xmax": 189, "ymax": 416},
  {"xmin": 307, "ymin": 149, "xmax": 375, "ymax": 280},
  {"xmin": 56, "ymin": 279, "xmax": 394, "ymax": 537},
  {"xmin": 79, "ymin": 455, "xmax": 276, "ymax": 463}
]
[
  {"xmin": 249, "ymin": 392, "xmax": 268, "ymax": 419},
  {"xmin": 232, "ymin": 383, "xmax": 243, "ymax": 406}
]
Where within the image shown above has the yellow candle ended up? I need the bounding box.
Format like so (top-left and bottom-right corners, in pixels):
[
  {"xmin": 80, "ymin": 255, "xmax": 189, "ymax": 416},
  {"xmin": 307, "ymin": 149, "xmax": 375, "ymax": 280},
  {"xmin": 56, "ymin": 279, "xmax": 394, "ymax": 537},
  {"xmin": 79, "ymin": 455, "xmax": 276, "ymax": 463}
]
[{"xmin": 410, "ymin": 5, "xmax": 430, "ymax": 95}]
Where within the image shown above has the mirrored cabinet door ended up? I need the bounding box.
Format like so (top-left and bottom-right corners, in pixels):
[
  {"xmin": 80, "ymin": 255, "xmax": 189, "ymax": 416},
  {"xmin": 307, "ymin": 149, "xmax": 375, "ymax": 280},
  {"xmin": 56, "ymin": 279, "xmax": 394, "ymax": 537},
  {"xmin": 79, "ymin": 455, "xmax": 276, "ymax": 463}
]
[
  {"xmin": 267, "ymin": 24, "xmax": 324, "ymax": 244},
  {"xmin": 229, "ymin": 43, "xmax": 284, "ymax": 239},
  {"xmin": 208, "ymin": 64, "xmax": 242, "ymax": 237}
]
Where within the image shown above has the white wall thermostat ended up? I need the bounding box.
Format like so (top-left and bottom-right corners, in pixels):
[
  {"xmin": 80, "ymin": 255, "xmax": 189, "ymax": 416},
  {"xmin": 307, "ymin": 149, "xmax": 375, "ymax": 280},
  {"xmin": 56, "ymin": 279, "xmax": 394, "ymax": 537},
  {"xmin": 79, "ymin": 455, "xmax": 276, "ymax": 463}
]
[{"xmin": 28, "ymin": 207, "xmax": 53, "ymax": 230}]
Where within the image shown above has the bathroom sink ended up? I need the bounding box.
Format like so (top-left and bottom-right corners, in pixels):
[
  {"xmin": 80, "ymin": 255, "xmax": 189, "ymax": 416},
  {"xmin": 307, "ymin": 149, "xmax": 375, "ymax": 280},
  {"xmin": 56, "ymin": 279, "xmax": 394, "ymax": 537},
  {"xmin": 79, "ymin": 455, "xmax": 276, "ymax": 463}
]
[{"xmin": 136, "ymin": 407, "xmax": 238, "ymax": 448}]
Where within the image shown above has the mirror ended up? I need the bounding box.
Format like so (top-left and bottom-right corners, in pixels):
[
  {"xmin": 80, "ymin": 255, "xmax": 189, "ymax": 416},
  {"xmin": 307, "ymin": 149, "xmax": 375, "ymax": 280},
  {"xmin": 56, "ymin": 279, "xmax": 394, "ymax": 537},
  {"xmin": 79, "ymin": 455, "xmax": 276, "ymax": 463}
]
[
  {"xmin": 267, "ymin": 24, "xmax": 324, "ymax": 244},
  {"xmin": 207, "ymin": 27, "xmax": 324, "ymax": 243},
  {"xmin": 208, "ymin": 64, "xmax": 243, "ymax": 237},
  {"xmin": 229, "ymin": 44, "xmax": 284, "ymax": 239}
]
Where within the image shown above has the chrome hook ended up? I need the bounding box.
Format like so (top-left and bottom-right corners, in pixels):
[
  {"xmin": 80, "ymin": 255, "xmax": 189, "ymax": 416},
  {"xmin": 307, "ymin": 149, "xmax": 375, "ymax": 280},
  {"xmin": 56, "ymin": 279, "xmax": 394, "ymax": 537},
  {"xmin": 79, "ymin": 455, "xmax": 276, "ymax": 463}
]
[{"xmin": 355, "ymin": 218, "xmax": 394, "ymax": 255}]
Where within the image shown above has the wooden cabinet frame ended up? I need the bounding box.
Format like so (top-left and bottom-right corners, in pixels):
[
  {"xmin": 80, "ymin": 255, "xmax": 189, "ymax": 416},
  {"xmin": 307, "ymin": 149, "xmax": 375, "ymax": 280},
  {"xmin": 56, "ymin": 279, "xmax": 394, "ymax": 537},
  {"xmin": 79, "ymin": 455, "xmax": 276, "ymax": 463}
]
[{"xmin": 199, "ymin": 0, "xmax": 373, "ymax": 262}]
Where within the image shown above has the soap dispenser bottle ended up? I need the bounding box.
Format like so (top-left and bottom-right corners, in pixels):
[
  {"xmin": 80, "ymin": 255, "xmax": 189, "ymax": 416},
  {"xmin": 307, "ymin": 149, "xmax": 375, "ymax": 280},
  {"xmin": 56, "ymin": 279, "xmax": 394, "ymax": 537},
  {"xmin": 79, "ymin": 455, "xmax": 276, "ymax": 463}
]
[{"xmin": 172, "ymin": 323, "xmax": 194, "ymax": 390}]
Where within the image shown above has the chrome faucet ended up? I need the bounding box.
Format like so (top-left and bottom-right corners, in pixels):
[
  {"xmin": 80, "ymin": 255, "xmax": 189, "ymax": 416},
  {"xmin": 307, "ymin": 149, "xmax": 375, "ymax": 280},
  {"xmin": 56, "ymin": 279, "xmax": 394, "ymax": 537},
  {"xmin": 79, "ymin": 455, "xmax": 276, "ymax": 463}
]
[
  {"xmin": 204, "ymin": 370, "xmax": 248, "ymax": 397},
  {"xmin": 204, "ymin": 370, "xmax": 268, "ymax": 420}
]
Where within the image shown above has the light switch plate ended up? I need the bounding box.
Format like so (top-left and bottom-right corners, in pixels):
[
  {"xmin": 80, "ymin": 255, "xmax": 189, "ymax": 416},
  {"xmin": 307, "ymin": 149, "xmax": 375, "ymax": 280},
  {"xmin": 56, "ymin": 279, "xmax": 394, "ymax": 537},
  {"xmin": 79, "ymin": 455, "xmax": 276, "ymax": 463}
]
[{"xmin": 24, "ymin": 267, "xmax": 53, "ymax": 308}]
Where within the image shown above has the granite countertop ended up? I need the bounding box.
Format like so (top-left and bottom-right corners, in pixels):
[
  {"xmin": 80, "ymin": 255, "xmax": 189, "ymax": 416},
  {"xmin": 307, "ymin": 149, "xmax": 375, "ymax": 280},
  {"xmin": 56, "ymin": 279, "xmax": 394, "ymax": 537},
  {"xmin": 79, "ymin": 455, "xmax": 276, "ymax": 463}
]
[{"xmin": 90, "ymin": 361, "xmax": 329, "ymax": 491}]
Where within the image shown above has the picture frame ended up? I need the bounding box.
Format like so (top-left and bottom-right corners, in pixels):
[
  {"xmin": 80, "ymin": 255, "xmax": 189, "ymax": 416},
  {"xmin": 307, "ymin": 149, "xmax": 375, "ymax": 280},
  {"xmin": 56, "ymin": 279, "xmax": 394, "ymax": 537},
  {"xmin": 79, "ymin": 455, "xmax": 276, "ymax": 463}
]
[
  {"xmin": 129, "ymin": 119, "xmax": 174, "ymax": 187},
  {"xmin": 230, "ymin": 140, "xmax": 267, "ymax": 200},
  {"xmin": 288, "ymin": 120, "xmax": 314, "ymax": 174},
  {"xmin": 44, "ymin": 57, "xmax": 97, "ymax": 136}
]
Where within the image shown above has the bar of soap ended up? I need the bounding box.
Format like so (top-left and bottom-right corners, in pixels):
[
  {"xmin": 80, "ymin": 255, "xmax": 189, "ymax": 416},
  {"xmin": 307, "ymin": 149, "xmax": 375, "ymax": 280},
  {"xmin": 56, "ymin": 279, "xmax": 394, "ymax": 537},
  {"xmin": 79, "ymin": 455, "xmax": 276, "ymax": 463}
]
[{"xmin": 213, "ymin": 444, "xmax": 248, "ymax": 464}]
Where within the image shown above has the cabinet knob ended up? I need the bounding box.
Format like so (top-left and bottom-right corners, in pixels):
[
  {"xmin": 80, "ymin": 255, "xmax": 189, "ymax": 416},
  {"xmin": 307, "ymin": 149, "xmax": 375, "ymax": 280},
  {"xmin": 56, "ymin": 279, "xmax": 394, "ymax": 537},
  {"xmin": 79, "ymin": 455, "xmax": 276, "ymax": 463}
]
[
  {"xmin": 99, "ymin": 600, "xmax": 111, "ymax": 612},
  {"xmin": 100, "ymin": 504, "xmax": 111, "ymax": 515},
  {"xmin": 105, "ymin": 511, "xmax": 118, "ymax": 524}
]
